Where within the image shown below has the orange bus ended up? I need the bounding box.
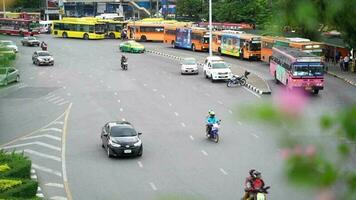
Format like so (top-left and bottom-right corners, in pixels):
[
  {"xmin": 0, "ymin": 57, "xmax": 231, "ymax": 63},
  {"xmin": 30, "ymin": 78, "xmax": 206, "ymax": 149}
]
[
  {"xmin": 261, "ymin": 36, "xmax": 287, "ymax": 63},
  {"xmin": 174, "ymin": 27, "xmax": 209, "ymax": 51},
  {"xmin": 163, "ymin": 24, "xmax": 177, "ymax": 46},
  {"xmin": 212, "ymin": 31, "xmax": 223, "ymax": 54},
  {"xmin": 127, "ymin": 22, "xmax": 165, "ymax": 42}
]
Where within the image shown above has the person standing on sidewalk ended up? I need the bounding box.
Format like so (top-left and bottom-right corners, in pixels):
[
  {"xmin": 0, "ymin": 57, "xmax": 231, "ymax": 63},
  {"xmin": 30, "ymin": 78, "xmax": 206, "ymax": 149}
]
[
  {"xmin": 340, "ymin": 56, "xmax": 344, "ymax": 71},
  {"xmin": 344, "ymin": 55, "xmax": 350, "ymax": 71}
]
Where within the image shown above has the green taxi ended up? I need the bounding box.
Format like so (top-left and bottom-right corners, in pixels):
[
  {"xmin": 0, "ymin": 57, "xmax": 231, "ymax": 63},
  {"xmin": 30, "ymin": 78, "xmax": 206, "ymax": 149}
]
[
  {"xmin": 119, "ymin": 41, "xmax": 145, "ymax": 53},
  {"xmin": 0, "ymin": 46, "xmax": 16, "ymax": 60}
]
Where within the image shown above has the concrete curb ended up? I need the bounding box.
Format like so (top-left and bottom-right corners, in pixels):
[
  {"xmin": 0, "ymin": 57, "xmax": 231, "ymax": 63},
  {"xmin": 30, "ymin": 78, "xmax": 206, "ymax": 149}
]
[
  {"xmin": 31, "ymin": 168, "xmax": 45, "ymax": 199},
  {"xmin": 327, "ymin": 71, "xmax": 356, "ymax": 87},
  {"xmin": 146, "ymin": 49, "xmax": 271, "ymax": 95}
]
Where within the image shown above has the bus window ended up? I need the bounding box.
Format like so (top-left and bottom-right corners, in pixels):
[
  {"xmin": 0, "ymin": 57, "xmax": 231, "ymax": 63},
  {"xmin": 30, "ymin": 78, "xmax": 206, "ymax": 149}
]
[{"xmin": 250, "ymin": 41, "xmax": 261, "ymax": 51}]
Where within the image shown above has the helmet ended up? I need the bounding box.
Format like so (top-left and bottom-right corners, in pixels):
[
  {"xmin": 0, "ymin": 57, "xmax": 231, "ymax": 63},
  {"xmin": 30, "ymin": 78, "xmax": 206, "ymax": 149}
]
[
  {"xmin": 209, "ymin": 111, "xmax": 215, "ymax": 117},
  {"xmin": 250, "ymin": 169, "xmax": 261, "ymax": 179}
]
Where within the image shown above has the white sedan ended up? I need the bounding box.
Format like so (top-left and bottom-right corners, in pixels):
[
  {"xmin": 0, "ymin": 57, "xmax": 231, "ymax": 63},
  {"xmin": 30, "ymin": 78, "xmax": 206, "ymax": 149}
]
[{"xmin": 181, "ymin": 57, "xmax": 198, "ymax": 75}]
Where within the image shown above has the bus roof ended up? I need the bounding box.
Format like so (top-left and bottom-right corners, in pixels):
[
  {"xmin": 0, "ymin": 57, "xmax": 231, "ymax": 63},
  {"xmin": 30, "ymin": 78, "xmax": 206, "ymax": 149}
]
[
  {"xmin": 52, "ymin": 20, "xmax": 104, "ymax": 25},
  {"xmin": 273, "ymin": 46, "xmax": 322, "ymax": 62}
]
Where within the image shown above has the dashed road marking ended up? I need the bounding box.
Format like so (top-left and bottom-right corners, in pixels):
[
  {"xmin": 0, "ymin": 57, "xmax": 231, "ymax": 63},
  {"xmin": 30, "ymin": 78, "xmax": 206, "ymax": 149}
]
[
  {"xmin": 219, "ymin": 168, "xmax": 228, "ymax": 175},
  {"xmin": 58, "ymin": 101, "xmax": 69, "ymax": 106},
  {"xmin": 19, "ymin": 149, "xmax": 61, "ymax": 162},
  {"xmin": 45, "ymin": 183, "xmax": 64, "ymax": 188},
  {"xmin": 251, "ymin": 133, "xmax": 259, "ymax": 139},
  {"xmin": 149, "ymin": 182, "xmax": 157, "ymax": 191},
  {"xmin": 243, "ymin": 87, "xmax": 261, "ymax": 98},
  {"xmin": 50, "ymin": 196, "xmax": 68, "ymax": 200},
  {"xmin": 53, "ymin": 121, "xmax": 64, "ymax": 125},
  {"xmin": 168, "ymin": 103, "xmax": 172, "ymax": 107},
  {"xmin": 45, "ymin": 94, "xmax": 56, "ymax": 100},
  {"xmin": 217, "ymin": 100, "xmax": 223, "ymax": 105},
  {"xmin": 22, "ymin": 134, "xmax": 61, "ymax": 141},
  {"xmin": 53, "ymin": 98, "xmax": 65, "ymax": 104},
  {"xmin": 32, "ymin": 164, "xmax": 62, "ymax": 177},
  {"xmin": 117, "ymin": 99, "xmax": 121, "ymax": 103},
  {"xmin": 2, "ymin": 142, "xmax": 61, "ymax": 151},
  {"xmin": 48, "ymin": 96, "xmax": 61, "ymax": 102},
  {"xmin": 189, "ymin": 135, "xmax": 194, "ymax": 141},
  {"xmin": 152, "ymin": 88, "xmax": 158, "ymax": 92},
  {"xmin": 228, "ymin": 110, "xmax": 233, "ymax": 114},
  {"xmin": 201, "ymin": 150, "xmax": 208, "ymax": 156},
  {"xmin": 174, "ymin": 112, "xmax": 179, "ymax": 116},
  {"xmin": 181, "ymin": 122, "xmax": 186, "ymax": 127},
  {"xmin": 40, "ymin": 128, "xmax": 62, "ymax": 133},
  {"xmin": 119, "ymin": 108, "xmax": 123, "ymax": 112},
  {"xmin": 114, "ymin": 92, "xmax": 118, "ymax": 96},
  {"xmin": 161, "ymin": 94, "xmax": 166, "ymax": 98},
  {"xmin": 137, "ymin": 161, "xmax": 143, "ymax": 168}
]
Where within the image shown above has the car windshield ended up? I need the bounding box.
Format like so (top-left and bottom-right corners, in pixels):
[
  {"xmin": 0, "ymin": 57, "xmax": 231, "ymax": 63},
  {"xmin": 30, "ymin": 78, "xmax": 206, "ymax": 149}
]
[
  {"xmin": 212, "ymin": 62, "xmax": 228, "ymax": 69},
  {"xmin": 293, "ymin": 63, "xmax": 324, "ymax": 76},
  {"xmin": 183, "ymin": 59, "xmax": 196, "ymax": 65},
  {"xmin": 111, "ymin": 126, "xmax": 137, "ymax": 137},
  {"xmin": 38, "ymin": 52, "xmax": 51, "ymax": 56},
  {"xmin": 28, "ymin": 37, "xmax": 36, "ymax": 40}
]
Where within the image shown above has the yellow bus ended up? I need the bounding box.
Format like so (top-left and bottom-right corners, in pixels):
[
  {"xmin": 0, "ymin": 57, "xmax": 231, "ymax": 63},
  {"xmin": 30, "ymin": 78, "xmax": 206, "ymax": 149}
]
[
  {"xmin": 52, "ymin": 18, "xmax": 106, "ymax": 40},
  {"xmin": 97, "ymin": 19, "xmax": 126, "ymax": 39}
]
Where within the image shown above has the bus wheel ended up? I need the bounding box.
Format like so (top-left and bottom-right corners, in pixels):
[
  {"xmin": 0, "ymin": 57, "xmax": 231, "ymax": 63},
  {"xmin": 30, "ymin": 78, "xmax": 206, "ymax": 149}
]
[
  {"xmin": 83, "ymin": 33, "xmax": 89, "ymax": 40},
  {"xmin": 109, "ymin": 33, "xmax": 115, "ymax": 39},
  {"xmin": 62, "ymin": 32, "xmax": 68, "ymax": 38},
  {"xmin": 274, "ymin": 72, "xmax": 279, "ymax": 84},
  {"xmin": 218, "ymin": 48, "xmax": 222, "ymax": 55},
  {"xmin": 172, "ymin": 41, "xmax": 175, "ymax": 48},
  {"xmin": 192, "ymin": 44, "xmax": 196, "ymax": 52},
  {"xmin": 140, "ymin": 35, "xmax": 147, "ymax": 42}
]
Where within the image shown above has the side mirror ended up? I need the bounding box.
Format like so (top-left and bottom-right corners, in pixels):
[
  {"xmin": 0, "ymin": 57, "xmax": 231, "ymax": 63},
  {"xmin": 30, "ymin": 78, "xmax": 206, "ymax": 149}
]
[{"xmin": 138, "ymin": 132, "xmax": 142, "ymax": 135}]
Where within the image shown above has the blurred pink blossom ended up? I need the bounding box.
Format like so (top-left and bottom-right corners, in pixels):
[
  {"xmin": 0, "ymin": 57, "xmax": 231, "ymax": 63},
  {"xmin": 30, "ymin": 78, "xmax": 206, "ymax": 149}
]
[
  {"xmin": 305, "ymin": 145, "xmax": 317, "ymax": 157},
  {"xmin": 274, "ymin": 88, "xmax": 309, "ymax": 117},
  {"xmin": 293, "ymin": 144, "xmax": 303, "ymax": 155},
  {"xmin": 315, "ymin": 188, "xmax": 335, "ymax": 200},
  {"xmin": 279, "ymin": 148, "xmax": 291, "ymax": 159}
]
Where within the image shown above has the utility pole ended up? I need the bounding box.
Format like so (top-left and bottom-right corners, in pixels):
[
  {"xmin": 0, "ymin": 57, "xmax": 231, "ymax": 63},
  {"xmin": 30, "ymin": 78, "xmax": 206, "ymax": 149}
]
[
  {"xmin": 209, "ymin": 0, "xmax": 212, "ymax": 56},
  {"xmin": 156, "ymin": 0, "xmax": 159, "ymax": 17},
  {"xmin": 2, "ymin": 0, "xmax": 6, "ymax": 18}
]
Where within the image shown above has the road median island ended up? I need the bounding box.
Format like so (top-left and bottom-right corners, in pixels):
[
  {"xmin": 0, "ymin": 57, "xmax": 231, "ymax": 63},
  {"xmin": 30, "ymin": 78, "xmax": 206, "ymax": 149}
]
[{"xmin": 146, "ymin": 49, "xmax": 272, "ymax": 95}]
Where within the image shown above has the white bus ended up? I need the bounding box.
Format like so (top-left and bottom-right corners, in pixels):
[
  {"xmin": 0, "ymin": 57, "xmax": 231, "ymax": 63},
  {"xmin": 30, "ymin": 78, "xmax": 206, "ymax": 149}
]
[{"xmin": 39, "ymin": 21, "xmax": 52, "ymax": 33}]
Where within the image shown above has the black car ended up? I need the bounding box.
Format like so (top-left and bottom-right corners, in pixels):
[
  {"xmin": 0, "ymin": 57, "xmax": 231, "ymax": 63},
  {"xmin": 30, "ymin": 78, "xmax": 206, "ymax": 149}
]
[
  {"xmin": 101, "ymin": 121, "xmax": 143, "ymax": 158},
  {"xmin": 32, "ymin": 51, "xmax": 54, "ymax": 66},
  {"xmin": 21, "ymin": 37, "xmax": 40, "ymax": 46}
]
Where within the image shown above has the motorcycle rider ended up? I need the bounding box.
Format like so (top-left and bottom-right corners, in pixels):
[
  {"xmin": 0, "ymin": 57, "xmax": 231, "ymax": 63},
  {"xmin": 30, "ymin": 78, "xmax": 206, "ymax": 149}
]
[
  {"xmin": 40, "ymin": 41, "xmax": 47, "ymax": 51},
  {"xmin": 243, "ymin": 169, "xmax": 266, "ymax": 200},
  {"xmin": 206, "ymin": 110, "xmax": 219, "ymax": 135},
  {"xmin": 121, "ymin": 55, "xmax": 127, "ymax": 69}
]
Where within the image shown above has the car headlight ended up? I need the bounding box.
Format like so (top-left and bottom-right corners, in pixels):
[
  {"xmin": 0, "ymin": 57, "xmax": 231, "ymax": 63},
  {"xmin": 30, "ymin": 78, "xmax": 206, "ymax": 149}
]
[
  {"xmin": 38, "ymin": 58, "xmax": 44, "ymax": 61},
  {"xmin": 133, "ymin": 140, "xmax": 142, "ymax": 147},
  {"xmin": 49, "ymin": 58, "xmax": 54, "ymax": 61},
  {"xmin": 108, "ymin": 139, "xmax": 121, "ymax": 147}
]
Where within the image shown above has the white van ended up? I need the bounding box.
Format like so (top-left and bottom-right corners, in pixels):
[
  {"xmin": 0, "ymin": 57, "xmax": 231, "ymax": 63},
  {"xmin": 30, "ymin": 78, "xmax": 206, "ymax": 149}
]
[{"xmin": 39, "ymin": 21, "xmax": 52, "ymax": 34}]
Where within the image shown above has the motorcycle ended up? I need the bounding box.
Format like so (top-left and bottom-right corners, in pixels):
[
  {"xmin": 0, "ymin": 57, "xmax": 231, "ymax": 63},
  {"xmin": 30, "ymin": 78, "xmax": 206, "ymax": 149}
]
[
  {"xmin": 243, "ymin": 186, "xmax": 270, "ymax": 200},
  {"xmin": 41, "ymin": 43, "xmax": 47, "ymax": 51},
  {"xmin": 227, "ymin": 70, "xmax": 250, "ymax": 87},
  {"xmin": 206, "ymin": 120, "xmax": 221, "ymax": 143},
  {"xmin": 121, "ymin": 62, "xmax": 128, "ymax": 70}
]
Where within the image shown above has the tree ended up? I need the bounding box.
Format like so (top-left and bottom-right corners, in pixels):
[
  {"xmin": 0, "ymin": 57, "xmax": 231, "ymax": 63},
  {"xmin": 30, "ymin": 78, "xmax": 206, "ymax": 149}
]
[
  {"xmin": 13, "ymin": 0, "xmax": 41, "ymax": 11},
  {"xmin": 176, "ymin": 0, "xmax": 203, "ymax": 19}
]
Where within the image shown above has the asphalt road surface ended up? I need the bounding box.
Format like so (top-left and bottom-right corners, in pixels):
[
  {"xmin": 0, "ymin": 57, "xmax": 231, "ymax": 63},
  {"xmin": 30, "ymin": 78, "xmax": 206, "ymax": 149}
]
[{"xmin": 1, "ymin": 34, "xmax": 355, "ymax": 200}]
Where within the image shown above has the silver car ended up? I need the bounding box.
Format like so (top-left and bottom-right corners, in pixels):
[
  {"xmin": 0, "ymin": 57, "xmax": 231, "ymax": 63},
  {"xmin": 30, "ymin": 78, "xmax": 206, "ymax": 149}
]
[
  {"xmin": 181, "ymin": 57, "xmax": 198, "ymax": 75},
  {"xmin": 0, "ymin": 67, "xmax": 20, "ymax": 86},
  {"xmin": 32, "ymin": 51, "xmax": 54, "ymax": 66},
  {"xmin": 0, "ymin": 40, "xmax": 18, "ymax": 53}
]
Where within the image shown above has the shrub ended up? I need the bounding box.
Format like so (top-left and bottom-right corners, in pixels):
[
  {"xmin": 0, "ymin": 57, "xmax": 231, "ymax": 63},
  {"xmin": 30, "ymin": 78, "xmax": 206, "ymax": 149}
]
[
  {"xmin": 0, "ymin": 179, "xmax": 22, "ymax": 191},
  {"xmin": 0, "ymin": 151, "xmax": 31, "ymax": 179},
  {"xmin": 0, "ymin": 179, "xmax": 38, "ymax": 198},
  {"xmin": 0, "ymin": 164, "xmax": 10, "ymax": 172}
]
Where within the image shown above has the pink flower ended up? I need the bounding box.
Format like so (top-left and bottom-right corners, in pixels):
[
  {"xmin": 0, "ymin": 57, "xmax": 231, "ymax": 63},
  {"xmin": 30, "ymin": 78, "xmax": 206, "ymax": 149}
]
[
  {"xmin": 274, "ymin": 88, "xmax": 309, "ymax": 117},
  {"xmin": 305, "ymin": 145, "xmax": 317, "ymax": 157},
  {"xmin": 279, "ymin": 148, "xmax": 291, "ymax": 159},
  {"xmin": 315, "ymin": 188, "xmax": 335, "ymax": 200}
]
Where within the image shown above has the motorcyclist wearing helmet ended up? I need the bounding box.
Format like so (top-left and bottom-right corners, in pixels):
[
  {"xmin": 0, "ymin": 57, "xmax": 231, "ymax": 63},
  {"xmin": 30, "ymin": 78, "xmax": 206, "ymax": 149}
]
[
  {"xmin": 206, "ymin": 110, "xmax": 219, "ymax": 135},
  {"xmin": 243, "ymin": 169, "xmax": 265, "ymax": 200},
  {"xmin": 121, "ymin": 55, "xmax": 127, "ymax": 67}
]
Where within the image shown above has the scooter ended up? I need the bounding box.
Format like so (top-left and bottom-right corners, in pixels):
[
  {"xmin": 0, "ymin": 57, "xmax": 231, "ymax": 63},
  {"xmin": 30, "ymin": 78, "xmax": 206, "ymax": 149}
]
[
  {"xmin": 243, "ymin": 186, "xmax": 270, "ymax": 200},
  {"xmin": 41, "ymin": 44, "xmax": 47, "ymax": 51},
  {"xmin": 121, "ymin": 62, "xmax": 128, "ymax": 70},
  {"xmin": 206, "ymin": 120, "xmax": 221, "ymax": 143},
  {"xmin": 227, "ymin": 70, "xmax": 250, "ymax": 87}
]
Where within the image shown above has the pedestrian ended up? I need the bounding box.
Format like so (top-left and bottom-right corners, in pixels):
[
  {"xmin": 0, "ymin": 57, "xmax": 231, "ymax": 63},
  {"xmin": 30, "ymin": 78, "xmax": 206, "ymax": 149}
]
[
  {"xmin": 335, "ymin": 51, "xmax": 341, "ymax": 64},
  {"xmin": 339, "ymin": 56, "xmax": 344, "ymax": 71},
  {"xmin": 344, "ymin": 55, "xmax": 350, "ymax": 71}
]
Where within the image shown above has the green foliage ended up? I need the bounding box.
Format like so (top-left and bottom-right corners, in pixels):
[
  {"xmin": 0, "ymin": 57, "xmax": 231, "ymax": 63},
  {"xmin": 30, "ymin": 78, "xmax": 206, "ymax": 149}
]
[
  {"xmin": 0, "ymin": 151, "xmax": 31, "ymax": 179},
  {"xmin": 0, "ymin": 179, "xmax": 23, "ymax": 192},
  {"xmin": 13, "ymin": 0, "xmax": 41, "ymax": 10},
  {"xmin": 176, "ymin": 0, "xmax": 203, "ymax": 18},
  {"xmin": 0, "ymin": 164, "xmax": 11, "ymax": 172},
  {"xmin": 0, "ymin": 179, "xmax": 38, "ymax": 198}
]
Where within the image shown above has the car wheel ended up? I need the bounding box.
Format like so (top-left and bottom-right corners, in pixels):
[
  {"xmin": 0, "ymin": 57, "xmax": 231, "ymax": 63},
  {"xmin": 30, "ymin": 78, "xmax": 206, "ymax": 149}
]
[
  {"xmin": 83, "ymin": 33, "xmax": 89, "ymax": 40},
  {"xmin": 211, "ymin": 75, "xmax": 214, "ymax": 82},
  {"xmin": 192, "ymin": 44, "xmax": 196, "ymax": 52},
  {"xmin": 32, "ymin": 60, "xmax": 35, "ymax": 64},
  {"xmin": 16, "ymin": 75, "xmax": 20, "ymax": 82},
  {"xmin": 137, "ymin": 146, "xmax": 143, "ymax": 157},
  {"xmin": 107, "ymin": 147, "xmax": 112, "ymax": 158},
  {"xmin": 204, "ymin": 71, "xmax": 208, "ymax": 79},
  {"xmin": 140, "ymin": 35, "xmax": 147, "ymax": 42}
]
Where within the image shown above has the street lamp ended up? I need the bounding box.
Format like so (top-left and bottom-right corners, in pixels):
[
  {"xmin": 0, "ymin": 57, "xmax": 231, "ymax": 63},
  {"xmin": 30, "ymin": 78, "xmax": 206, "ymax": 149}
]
[{"xmin": 208, "ymin": 0, "xmax": 212, "ymax": 56}]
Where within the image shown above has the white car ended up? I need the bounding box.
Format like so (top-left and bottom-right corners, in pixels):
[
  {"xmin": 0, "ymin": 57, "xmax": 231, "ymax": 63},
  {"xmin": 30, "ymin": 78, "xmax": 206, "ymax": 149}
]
[
  {"xmin": 181, "ymin": 57, "xmax": 198, "ymax": 75},
  {"xmin": 203, "ymin": 56, "xmax": 232, "ymax": 81},
  {"xmin": 0, "ymin": 40, "xmax": 18, "ymax": 53}
]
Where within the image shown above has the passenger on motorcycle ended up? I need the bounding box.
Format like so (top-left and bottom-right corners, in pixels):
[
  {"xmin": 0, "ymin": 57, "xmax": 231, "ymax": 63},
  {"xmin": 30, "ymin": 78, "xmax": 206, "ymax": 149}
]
[
  {"xmin": 206, "ymin": 111, "xmax": 219, "ymax": 135},
  {"xmin": 243, "ymin": 169, "xmax": 266, "ymax": 200}
]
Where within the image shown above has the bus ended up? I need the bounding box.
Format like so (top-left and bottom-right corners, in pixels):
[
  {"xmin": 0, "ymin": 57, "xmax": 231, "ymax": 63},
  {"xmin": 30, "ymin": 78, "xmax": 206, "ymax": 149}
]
[
  {"xmin": 0, "ymin": 18, "xmax": 39, "ymax": 36},
  {"xmin": 127, "ymin": 22, "xmax": 165, "ymax": 42},
  {"xmin": 174, "ymin": 27, "xmax": 209, "ymax": 51},
  {"xmin": 270, "ymin": 46, "xmax": 324, "ymax": 94},
  {"xmin": 52, "ymin": 18, "xmax": 106, "ymax": 40},
  {"xmin": 211, "ymin": 31, "xmax": 223, "ymax": 53},
  {"xmin": 261, "ymin": 36, "xmax": 324, "ymax": 63},
  {"xmin": 163, "ymin": 22, "xmax": 191, "ymax": 46},
  {"xmin": 219, "ymin": 33, "xmax": 261, "ymax": 60},
  {"xmin": 97, "ymin": 19, "xmax": 126, "ymax": 39}
]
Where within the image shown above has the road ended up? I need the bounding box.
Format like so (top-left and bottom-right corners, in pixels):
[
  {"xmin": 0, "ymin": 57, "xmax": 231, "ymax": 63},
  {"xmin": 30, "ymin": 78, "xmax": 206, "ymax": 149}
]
[{"xmin": 1, "ymin": 34, "xmax": 355, "ymax": 200}]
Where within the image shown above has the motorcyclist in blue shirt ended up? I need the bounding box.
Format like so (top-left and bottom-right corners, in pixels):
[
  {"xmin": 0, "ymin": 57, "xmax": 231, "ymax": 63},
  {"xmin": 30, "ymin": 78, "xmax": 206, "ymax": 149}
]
[{"xmin": 206, "ymin": 110, "xmax": 219, "ymax": 135}]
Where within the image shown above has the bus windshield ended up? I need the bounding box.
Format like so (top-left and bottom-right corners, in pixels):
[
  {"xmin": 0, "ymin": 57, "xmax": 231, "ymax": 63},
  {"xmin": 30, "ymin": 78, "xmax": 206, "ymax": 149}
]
[
  {"xmin": 203, "ymin": 36, "xmax": 209, "ymax": 44},
  {"xmin": 293, "ymin": 63, "xmax": 324, "ymax": 76},
  {"xmin": 95, "ymin": 24, "xmax": 106, "ymax": 34},
  {"xmin": 249, "ymin": 41, "xmax": 261, "ymax": 51}
]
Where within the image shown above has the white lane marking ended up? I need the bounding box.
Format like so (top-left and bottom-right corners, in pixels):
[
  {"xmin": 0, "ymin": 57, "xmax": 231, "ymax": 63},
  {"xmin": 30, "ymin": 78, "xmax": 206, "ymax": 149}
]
[
  {"xmin": 40, "ymin": 128, "xmax": 62, "ymax": 133},
  {"xmin": 2, "ymin": 142, "xmax": 61, "ymax": 151},
  {"xmin": 174, "ymin": 112, "xmax": 179, "ymax": 116},
  {"xmin": 31, "ymin": 174, "xmax": 37, "ymax": 179},
  {"xmin": 237, "ymin": 121, "xmax": 242, "ymax": 125},
  {"xmin": 219, "ymin": 168, "xmax": 228, "ymax": 175},
  {"xmin": 67, "ymin": 93, "xmax": 71, "ymax": 96},
  {"xmin": 58, "ymin": 101, "xmax": 69, "ymax": 106},
  {"xmin": 168, "ymin": 103, "xmax": 172, "ymax": 107},
  {"xmin": 205, "ymin": 93, "xmax": 210, "ymax": 96},
  {"xmin": 122, "ymin": 118, "xmax": 126, "ymax": 121},
  {"xmin": 32, "ymin": 164, "xmax": 62, "ymax": 177},
  {"xmin": 119, "ymin": 108, "xmax": 123, "ymax": 112},
  {"xmin": 53, "ymin": 98, "xmax": 65, "ymax": 104},
  {"xmin": 217, "ymin": 100, "xmax": 223, "ymax": 105},
  {"xmin": 37, "ymin": 187, "xmax": 42, "ymax": 192},
  {"xmin": 251, "ymin": 133, "xmax": 259, "ymax": 139},
  {"xmin": 47, "ymin": 96, "xmax": 61, "ymax": 102},
  {"xmin": 152, "ymin": 88, "xmax": 158, "ymax": 92},
  {"xmin": 62, "ymin": 86, "xmax": 66, "ymax": 89},
  {"xmin": 31, "ymin": 169, "xmax": 36, "ymax": 173},
  {"xmin": 189, "ymin": 135, "xmax": 194, "ymax": 141},
  {"xmin": 117, "ymin": 99, "xmax": 121, "ymax": 103},
  {"xmin": 45, "ymin": 94, "xmax": 56, "ymax": 99},
  {"xmin": 18, "ymin": 84, "xmax": 27, "ymax": 89},
  {"xmin": 53, "ymin": 121, "xmax": 64, "ymax": 125},
  {"xmin": 45, "ymin": 183, "xmax": 64, "ymax": 188},
  {"xmin": 137, "ymin": 161, "xmax": 143, "ymax": 168},
  {"xmin": 19, "ymin": 149, "xmax": 61, "ymax": 162},
  {"xmin": 181, "ymin": 122, "xmax": 186, "ymax": 127},
  {"xmin": 57, "ymin": 80, "xmax": 61, "ymax": 84},
  {"xmin": 114, "ymin": 92, "xmax": 118, "ymax": 96},
  {"xmin": 36, "ymin": 193, "xmax": 44, "ymax": 198},
  {"xmin": 161, "ymin": 94, "xmax": 166, "ymax": 99},
  {"xmin": 228, "ymin": 110, "xmax": 233, "ymax": 114},
  {"xmin": 201, "ymin": 150, "xmax": 208, "ymax": 156},
  {"xmin": 243, "ymin": 87, "xmax": 261, "ymax": 98},
  {"xmin": 100, "ymin": 80, "xmax": 104, "ymax": 83},
  {"xmin": 149, "ymin": 182, "xmax": 157, "ymax": 191},
  {"xmin": 22, "ymin": 134, "xmax": 61, "ymax": 141},
  {"xmin": 50, "ymin": 196, "xmax": 68, "ymax": 200},
  {"xmin": 143, "ymin": 83, "xmax": 147, "ymax": 87}
]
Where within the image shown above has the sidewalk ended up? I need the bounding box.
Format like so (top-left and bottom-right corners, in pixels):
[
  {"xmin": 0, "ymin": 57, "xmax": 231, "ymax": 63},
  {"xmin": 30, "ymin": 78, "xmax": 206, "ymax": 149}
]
[{"xmin": 325, "ymin": 62, "xmax": 356, "ymax": 86}]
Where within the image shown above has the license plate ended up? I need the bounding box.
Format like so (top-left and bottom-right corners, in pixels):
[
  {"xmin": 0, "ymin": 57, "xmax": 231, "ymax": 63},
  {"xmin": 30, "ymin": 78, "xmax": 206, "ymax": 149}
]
[{"xmin": 124, "ymin": 149, "xmax": 132, "ymax": 153}]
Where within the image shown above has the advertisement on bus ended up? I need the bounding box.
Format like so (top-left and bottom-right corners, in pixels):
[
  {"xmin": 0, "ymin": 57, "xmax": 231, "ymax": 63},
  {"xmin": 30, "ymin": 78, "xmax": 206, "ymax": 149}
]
[{"xmin": 175, "ymin": 28, "xmax": 192, "ymax": 49}]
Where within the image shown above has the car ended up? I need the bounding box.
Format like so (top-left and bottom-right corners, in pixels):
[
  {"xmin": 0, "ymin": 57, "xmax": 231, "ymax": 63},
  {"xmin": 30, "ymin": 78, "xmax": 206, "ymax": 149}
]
[
  {"xmin": 32, "ymin": 51, "xmax": 54, "ymax": 66},
  {"xmin": 101, "ymin": 121, "xmax": 143, "ymax": 158},
  {"xmin": 119, "ymin": 40, "xmax": 145, "ymax": 53},
  {"xmin": 203, "ymin": 56, "xmax": 232, "ymax": 82},
  {"xmin": 0, "ymin": 46, "xmax": 16, "ymax": 60},
  {"xmin": 21, "ymin": 36, "xmax": 40, "ymax": 46},
  {"xmin": 0, "ymin": 40, "xmax": 18, "ymax": 53},
  {"xmin": 181, "ymin": 57, "xmax": 198, "ymax": 75},
  {"xmin": 0, "ymin": 67, "xmax": 20, "ymax": 86}
]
